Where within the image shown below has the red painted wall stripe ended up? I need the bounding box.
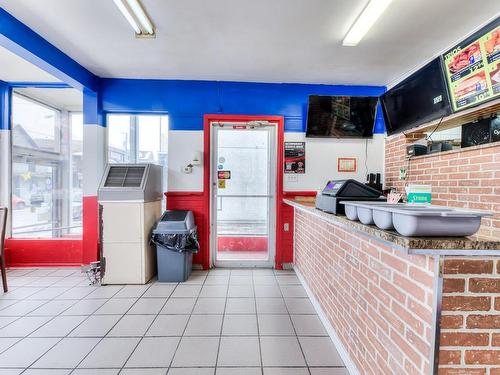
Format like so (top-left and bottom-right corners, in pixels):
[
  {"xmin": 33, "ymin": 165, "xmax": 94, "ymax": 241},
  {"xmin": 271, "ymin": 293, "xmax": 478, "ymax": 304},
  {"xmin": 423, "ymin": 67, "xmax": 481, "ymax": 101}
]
[
  {"xmin": 5, "ymin": 238, "xmax": 82, "ymax": 267},
  {"xmin": 166, "ymin": 191, "xmax": 208, "ymax": 268},
  {"xmin": 280, "ymin": 191, "xmax": 316, "ymax": 265},
  {"xmin": 82, "ymin": 195, "xmax": 99, "ymax": 264}
]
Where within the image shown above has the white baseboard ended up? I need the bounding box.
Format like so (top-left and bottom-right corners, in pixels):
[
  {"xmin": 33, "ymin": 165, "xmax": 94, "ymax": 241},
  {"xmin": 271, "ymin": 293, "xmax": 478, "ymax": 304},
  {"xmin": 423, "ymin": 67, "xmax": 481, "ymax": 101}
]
[{"xmin": 294, "ymin": 266, "xmax": 360, "ymax": 375}]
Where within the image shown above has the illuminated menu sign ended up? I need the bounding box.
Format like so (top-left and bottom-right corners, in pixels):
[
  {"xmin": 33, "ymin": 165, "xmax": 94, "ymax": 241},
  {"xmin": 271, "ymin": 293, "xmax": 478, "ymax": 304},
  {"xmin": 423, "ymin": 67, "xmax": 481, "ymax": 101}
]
[{"xmin": 443, "ymin": 17, "xmax": 500, "ymax": 112}]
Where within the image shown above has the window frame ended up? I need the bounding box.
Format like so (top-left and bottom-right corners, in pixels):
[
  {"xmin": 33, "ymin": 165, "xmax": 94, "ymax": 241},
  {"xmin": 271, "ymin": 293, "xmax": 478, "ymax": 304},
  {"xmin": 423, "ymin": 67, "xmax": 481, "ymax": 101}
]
[
  {"xmin": 105, "ymin": 112, "xmax": 169, "ymax": 198},
  {"xmin": 11, "ymin": 92, "xmax": 62, "ymax": 155},
  {"xmin": 10, "ymin": 92, "xmax": 83, "ymax": 238},
  {"xmin": 105, "ymin": 113, "xmax": 169, "ymax": 164}
]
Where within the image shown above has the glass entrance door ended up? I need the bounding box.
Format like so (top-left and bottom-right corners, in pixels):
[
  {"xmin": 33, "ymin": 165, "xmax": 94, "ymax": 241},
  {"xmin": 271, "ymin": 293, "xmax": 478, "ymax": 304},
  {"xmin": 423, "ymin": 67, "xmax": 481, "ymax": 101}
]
[{"xmin": 212, "ymin": 123, "xmax": 276, "ymax": 267}]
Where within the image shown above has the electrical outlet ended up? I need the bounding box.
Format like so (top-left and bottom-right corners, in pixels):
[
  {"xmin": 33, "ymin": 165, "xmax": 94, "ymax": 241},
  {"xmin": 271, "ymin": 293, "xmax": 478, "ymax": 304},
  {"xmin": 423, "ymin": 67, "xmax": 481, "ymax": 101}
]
[
  {"xmin": 399, "ymin": 167, "xmax": 407, "ymax": 180},
  {"xmin": 284, "ymin": 223, "xmax": 289, "ymax": 232}
]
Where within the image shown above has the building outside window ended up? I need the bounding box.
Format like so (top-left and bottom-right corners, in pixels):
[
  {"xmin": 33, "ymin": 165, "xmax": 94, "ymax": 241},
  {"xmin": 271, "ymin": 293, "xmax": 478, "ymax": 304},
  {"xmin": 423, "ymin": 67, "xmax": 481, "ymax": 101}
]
[
  {"xmin": 107, "ymin": 114, "xmax": 168, "ymax": 193},
  {"xmin": 70, "ymin": 113, "xmax": 83, "ymax": 234},
  {"xmin": 11, "ymin": 93, "xmax": 83, "ymax": 238}
]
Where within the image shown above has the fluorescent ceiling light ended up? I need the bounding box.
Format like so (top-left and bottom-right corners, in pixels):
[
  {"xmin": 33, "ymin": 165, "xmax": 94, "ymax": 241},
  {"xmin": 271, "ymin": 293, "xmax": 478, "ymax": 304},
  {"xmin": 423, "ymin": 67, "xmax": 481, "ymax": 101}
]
[
  {"xmin": 342, "ymin": 0, "xmax": 392, "ymax": 46},
  {"xmin": 113, "ymin": 0, "xmax": 155, "ymax": 37}
]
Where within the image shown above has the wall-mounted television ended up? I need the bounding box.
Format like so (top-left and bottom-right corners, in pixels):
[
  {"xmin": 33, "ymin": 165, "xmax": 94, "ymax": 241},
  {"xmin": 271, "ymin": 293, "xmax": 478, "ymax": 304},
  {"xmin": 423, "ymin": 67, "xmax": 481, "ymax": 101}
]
[
  {"xmin": 306, "ymin": 95, "xmax": 378, "ymax": 138},
  {"xmin": 381, "ymin": 58, "xmax": 451, "ymax": 136},
  {"xmin": 442, "ymin": 17, "xmax": 500, "ymax": 112}
]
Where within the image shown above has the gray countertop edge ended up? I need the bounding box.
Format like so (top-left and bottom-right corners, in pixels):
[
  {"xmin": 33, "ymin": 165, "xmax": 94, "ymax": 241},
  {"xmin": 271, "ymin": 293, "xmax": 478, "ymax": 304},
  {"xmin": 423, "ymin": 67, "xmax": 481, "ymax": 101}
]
[{"xmin": 283, "ymin": 199, "xmax": 500, "ymax": 256}]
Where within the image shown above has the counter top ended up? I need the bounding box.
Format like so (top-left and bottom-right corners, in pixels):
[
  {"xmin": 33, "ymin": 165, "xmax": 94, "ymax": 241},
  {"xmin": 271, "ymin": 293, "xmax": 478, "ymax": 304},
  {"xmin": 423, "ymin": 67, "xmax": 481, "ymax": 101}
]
[{"xmin": 284, "ymin": 199, "xmax": 500, "ymax": 255}]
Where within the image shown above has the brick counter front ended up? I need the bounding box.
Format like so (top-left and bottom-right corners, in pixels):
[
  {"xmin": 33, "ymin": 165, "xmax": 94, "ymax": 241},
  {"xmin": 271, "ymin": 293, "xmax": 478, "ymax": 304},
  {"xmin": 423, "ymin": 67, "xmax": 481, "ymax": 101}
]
[
  {"xmin": 288, "ymin": 201, "xmax": 500, "ymax": 375},
  {"xmin": 294, "ymin": 209, "xmax": 437, "ymax": 374},
  {"xmin": 440, "ymin": 257, "xmax": 500, "ymax": 375}
]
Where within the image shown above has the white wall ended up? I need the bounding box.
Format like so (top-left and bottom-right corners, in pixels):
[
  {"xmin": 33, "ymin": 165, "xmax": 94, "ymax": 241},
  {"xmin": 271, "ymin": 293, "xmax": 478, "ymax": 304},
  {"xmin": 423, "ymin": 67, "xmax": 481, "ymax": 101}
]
[
  {"xmin": 166, "ymin": 130, "xmax": 386, "ymax": 193},
  {"xmin": 167, "ymin": 130, "xmax": 204, "ymax": 192},
  {"xmin": 83, "ymin": 125, "xmax": 106, "ymax": 196},
  {"xmin": 283, "ymin": 133, "xmax": 386, "ymax": 192}
]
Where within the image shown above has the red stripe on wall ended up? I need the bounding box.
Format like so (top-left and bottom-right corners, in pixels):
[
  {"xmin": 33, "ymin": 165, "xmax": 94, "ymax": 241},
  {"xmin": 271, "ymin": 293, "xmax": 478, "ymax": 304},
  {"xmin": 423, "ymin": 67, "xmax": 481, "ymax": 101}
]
[
  {"xmin": 166, "ymin": 192, "xmax": 209, "ymax": 269},
  {"xmin": 82, "ymin": 195, "xmax": 99, "ymax": 264},
  {"xmin": 280, "ymin": 191, "xmax": 316, "ymax": 265},
  {"xmin": 5, "ymin": 238, "xmax": 82, "ymax": 267},
  {"xmin": 3, "ymin": 196, "xmax": 99, "ymax": 267}
]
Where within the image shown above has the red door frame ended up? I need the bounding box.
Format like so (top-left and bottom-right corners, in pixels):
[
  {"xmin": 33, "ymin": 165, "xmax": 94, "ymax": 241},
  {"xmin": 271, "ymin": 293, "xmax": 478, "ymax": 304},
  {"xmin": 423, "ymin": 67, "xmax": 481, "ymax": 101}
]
[{"xmin": 203, "ymin": 114, "xmax": 285, "ymax": 269}]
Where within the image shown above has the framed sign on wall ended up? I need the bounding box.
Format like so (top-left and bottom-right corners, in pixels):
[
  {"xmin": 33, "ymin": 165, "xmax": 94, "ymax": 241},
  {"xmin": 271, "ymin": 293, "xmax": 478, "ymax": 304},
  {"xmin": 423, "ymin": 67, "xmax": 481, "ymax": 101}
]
[{"xmin": 338, "ymin": 157, "xmax": 357, "ymax": 172}]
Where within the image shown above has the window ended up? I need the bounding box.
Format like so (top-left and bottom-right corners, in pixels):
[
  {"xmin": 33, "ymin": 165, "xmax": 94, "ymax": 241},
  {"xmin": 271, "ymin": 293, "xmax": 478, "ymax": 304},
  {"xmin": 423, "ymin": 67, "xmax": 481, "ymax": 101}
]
[
  {"xmin": 11, "ymin": 93, "xmax": 83, "ymax": 238},
  {"xmin": 107, "ymin": 114, "xmax": 168, "ymax": 192},
  {"xmin": 70, "ymin": 113, "xmax": 83, "ymax": 235}
]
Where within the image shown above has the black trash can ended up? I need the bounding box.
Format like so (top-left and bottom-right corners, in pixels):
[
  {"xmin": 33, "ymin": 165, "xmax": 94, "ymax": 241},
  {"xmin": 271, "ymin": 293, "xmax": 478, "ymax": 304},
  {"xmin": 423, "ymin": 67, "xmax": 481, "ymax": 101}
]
[{"xmin": 151, "ymin": 210, "xmax": 200, "ymax": 282}]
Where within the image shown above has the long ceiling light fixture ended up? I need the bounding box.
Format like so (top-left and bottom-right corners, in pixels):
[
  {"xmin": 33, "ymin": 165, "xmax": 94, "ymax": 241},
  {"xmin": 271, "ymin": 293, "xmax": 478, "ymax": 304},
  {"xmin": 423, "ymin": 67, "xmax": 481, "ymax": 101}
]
[
  {"xmin": 113, "ymin": 0, "xmax": 155, "ymax": 38},
  {"xmin": 342, "ymin": 0, "xmax": 392, "ymax": 46}
]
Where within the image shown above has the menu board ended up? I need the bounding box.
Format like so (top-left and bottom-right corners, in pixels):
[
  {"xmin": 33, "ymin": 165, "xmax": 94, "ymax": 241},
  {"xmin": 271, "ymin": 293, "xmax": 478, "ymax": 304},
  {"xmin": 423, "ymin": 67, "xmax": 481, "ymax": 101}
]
[{"xmin": 443, "ymin": 17, "xmax": 500, "ymax": 112}]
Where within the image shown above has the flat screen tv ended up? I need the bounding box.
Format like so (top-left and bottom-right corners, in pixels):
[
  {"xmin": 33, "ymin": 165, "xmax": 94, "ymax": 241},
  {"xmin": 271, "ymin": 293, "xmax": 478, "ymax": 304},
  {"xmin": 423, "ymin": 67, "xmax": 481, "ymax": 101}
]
[
  {"xmin": 442, "ymin": 17, "xmax": 500, "ymax": 112},
  {"xmin": 381, "ymin": 57, "xmax": 451, "ymax": 136},
  {"xmin": 306, "ymin": 95, "xmax": 378, "ymax": 138}
]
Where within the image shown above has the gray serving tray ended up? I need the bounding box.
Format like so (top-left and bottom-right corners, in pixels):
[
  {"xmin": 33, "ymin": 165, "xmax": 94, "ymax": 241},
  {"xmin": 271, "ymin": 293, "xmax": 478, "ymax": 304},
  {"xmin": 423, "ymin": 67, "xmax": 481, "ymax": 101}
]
[{"xmin": 341, "ymin": 201, "xmax": 492, "ymax": 237}]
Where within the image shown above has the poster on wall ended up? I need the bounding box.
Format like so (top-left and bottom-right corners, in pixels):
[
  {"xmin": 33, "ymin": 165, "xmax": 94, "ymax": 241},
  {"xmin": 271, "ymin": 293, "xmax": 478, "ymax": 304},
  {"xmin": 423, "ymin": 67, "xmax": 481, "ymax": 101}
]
[
  {"xmin": 284, "ymin": 142, "xmax": 305, "ymax": 174},
  {"xmin": 337, "ymin": 157, "xmax": 357, "ymax": 172},
  {"xmin": 442, "ymin": 17, "xmax": 500, "ymax": 112}
]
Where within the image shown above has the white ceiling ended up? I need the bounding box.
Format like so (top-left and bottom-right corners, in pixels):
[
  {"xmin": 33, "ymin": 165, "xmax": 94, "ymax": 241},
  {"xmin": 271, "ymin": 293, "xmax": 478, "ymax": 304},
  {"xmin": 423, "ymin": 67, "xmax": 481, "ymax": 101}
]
[
  {"xmin": 0, "ymin": 46, "xmax": 61, "ymax": 83},
  {"xmin": 15, "ymin": 87, "xmax": 83, "ymax": 112},
  {"xmin": 0, "ymin": 0, "xmax": 499, "ymax": 86}
]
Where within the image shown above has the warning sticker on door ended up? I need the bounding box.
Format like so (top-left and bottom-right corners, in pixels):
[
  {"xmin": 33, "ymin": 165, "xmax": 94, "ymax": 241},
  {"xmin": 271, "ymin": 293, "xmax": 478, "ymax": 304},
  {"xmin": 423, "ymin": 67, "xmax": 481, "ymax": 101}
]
[
  {"xmin": 218, "ymin": 179, "xmax": 226, "ymax": 189},
  {"xmin": 218, "ymin": 170, "xmax": 231, "ymax": 179}
]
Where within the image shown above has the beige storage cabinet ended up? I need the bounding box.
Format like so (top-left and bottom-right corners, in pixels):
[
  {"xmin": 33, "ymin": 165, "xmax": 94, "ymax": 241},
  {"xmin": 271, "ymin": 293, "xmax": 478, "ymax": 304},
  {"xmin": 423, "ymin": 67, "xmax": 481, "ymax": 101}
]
[{"xmin": 98, "ymin": 164, "xmax": 163, "ymax": 285}]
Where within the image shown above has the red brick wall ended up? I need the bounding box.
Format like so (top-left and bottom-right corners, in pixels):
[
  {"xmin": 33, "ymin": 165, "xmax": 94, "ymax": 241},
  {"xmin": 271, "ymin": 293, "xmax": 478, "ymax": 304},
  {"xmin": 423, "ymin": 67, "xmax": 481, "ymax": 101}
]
[
  {"xmin": 440, "ymin": 257, "xmax": 500, "ymax": 374},
  {"xmin": 384, "ymin": 134, "xmax": 500, "ymax": 238},
  {"xmin": 294, "ymin": 209, "xmax": 437, "ymax": 374}
]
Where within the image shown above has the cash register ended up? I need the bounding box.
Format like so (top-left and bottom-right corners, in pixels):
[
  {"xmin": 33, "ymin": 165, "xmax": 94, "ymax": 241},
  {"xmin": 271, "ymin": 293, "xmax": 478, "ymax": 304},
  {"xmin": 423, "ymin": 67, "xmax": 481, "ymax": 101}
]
[{"xmin": 316, "ymin": 179, "xmax": 385, "ymax": 215}]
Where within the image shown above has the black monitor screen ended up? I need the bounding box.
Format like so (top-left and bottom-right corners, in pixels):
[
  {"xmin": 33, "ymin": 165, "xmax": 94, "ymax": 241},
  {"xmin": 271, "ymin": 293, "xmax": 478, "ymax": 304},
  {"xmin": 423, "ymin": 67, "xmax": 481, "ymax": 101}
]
[
  {"xmin": 381, "ymin": 58, "xmax": 451, "ymax": 136},
  {"xmin": 306, "ymin": 95, "xmax": 378, "ymax": 138}
]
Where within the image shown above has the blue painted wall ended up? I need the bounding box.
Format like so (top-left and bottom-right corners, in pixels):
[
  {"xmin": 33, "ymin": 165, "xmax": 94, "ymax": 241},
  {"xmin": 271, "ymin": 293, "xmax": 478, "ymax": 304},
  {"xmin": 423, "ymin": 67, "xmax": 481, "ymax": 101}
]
[
  {"xmin": 0, "ymin": 81, "xmax": 11, "ymax": 130},
  {"xmin": 101, "ymin": 79, "xmax": 386, "ymax": 133}
]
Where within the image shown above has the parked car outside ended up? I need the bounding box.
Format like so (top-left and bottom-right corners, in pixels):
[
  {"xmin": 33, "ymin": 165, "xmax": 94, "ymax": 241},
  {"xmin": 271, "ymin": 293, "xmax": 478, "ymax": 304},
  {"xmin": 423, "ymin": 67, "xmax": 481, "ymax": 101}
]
[{"xmin": 12, "ymin": 195, "xmax": 26, "ymax": 210}]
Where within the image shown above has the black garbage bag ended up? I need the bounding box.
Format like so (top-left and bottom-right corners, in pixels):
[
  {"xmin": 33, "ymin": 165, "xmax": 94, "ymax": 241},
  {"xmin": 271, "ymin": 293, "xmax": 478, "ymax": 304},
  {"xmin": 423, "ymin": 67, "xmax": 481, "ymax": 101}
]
[{"xmin": 151, "ymin": 228, "xmax": 200, "ymax": 253}]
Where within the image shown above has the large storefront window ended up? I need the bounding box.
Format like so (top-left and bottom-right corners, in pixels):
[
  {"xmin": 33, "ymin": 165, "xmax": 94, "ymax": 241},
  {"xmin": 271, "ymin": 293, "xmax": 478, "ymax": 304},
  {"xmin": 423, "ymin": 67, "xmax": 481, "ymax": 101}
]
[
  {"xmin": 107, "ymin": 114, "xmax": 168, "ymax": 191},
  {"xmin": 11, "ymin": 93, "xmax": 83, "ymax": 238}
]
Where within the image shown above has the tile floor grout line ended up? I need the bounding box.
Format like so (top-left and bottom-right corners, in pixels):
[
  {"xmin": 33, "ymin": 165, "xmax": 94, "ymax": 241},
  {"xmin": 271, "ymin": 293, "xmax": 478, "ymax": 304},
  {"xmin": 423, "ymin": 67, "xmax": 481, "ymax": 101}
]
[
  {"xmin": 0, "ymin": 269, "xmax": 88, "ymax": 357},
  {"xmin": 166, "ymin": 271, "xmax": 212, "ymax": 374},
  {"xmin": 1, "ymin": 270, "xmax": 85, "ymax": 322},
  {"xmin": 17, "ymin": 281, "xmax": 128, "ymax": 373},
  {"xmin": 208, "ymin": 269, "xmax": 230, "ymax": 374},
  {"xmin": 11, "ymin": 268, "xmax": 99, "ymax": 374},
  {"xmin": 252, "ymin": 269, "xmax": 265, "ymax": 375},
  {"xmin": 68, "ymin": 278, "xmax": 167, "ymax": 374},
  {"xmin": 114, "ymin": 278, "xmax": 181, "ymax": 375},
  {"xmin": 23, "ymin": 280, "xmax": 128, "ymax": 373},
  {"xmin": 0, "ymin": 270, "xmax": 79, "ymax": 314},
  {"xmin": 277, "ymin": 270, "xmax": 313, "ymax": 375},
  {"xmin": 1, "ymin": 268, "xmax": 346, "ymax": 374}
]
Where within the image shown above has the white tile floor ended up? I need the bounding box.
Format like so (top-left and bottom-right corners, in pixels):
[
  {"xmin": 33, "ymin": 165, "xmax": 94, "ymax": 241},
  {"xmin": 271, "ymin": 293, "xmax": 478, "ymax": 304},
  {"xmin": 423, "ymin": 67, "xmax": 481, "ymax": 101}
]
[{"xmin": 0, "ymin": 268, "xmax": 347, "ymax": 375}]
